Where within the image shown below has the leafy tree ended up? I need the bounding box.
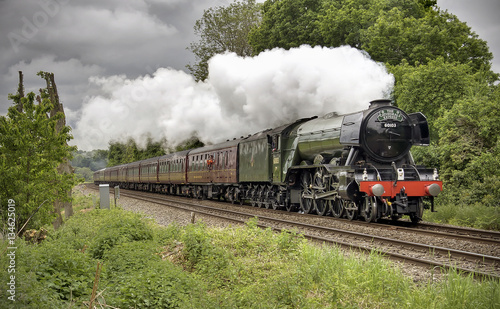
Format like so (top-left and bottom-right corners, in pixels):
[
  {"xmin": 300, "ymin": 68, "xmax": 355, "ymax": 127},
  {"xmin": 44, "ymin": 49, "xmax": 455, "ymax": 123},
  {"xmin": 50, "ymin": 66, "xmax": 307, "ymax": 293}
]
[
  {"xmin": 389, "ymin": 57, "xmax": 476, "ymax": 137},
  {"xmin": 107, "ymin": 141, "xmax": 127, "ymax": 167},
  {"xmin": 170, "ymin": 136, "xmax": 205, "ymax": 153},
  {"xmin": 187, "ymin": 0, "xmax": 262, "ymax": 81},
  {"xmin": 319, "ymin": 0, "xmax": 433, "ymax": 49},
  {"xmin": 251, "ymin": 0, "xmax": 494, "ymax": 79},
  {"xmin": 74, "ymin": 167, "xmax": 94, "ymax": 183},
  {"xmin": 249, "ymin": 0, "xmax": 324, "ymax": 54},
  {"xmin": 107, "ymin": 137, "xmax": 167, "ymax": 166},
  {"xmin": 361, "ymin": 7, "xmax": 494, "ymax": 74},
  {"xmin": 434, "ymin": 82, "xmax": 500, "ymax": 207},
  {"xmin": 0, "ymin": 90, "xmax": 77, "ymax": 231},
  {"xmin": 140, "ymin": 136, "xmax": 167, "ymax": 160}
]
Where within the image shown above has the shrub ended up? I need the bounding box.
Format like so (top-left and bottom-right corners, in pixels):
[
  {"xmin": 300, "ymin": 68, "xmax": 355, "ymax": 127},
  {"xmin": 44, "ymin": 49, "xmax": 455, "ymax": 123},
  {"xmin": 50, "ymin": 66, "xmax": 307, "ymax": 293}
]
[{"xmin": 101, "ymin": 241, "xmax": 207, "ymax": 308}]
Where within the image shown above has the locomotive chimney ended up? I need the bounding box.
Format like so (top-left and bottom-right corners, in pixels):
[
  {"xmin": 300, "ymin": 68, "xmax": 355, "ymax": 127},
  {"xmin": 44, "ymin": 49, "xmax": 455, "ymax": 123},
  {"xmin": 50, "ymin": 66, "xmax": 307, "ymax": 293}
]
[{"xmin": 369, "ymin": 99, "xmax": 392, "ymax": 108}]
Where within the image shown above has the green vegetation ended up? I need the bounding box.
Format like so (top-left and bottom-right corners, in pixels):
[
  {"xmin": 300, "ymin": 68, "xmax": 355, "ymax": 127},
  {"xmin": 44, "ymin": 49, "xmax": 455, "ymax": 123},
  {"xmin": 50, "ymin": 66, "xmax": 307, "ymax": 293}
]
[
  {"xmin": 107, "ymin": 136, "xmax": 168, "ymax": 167},
  {"xmin": 105, "ymin": 135, "xmax": 205, "ymax": 167},
  {"xmin": 187, "ymin": 0, "xmax": 262, "ymax": 81},
  {"xmin": 0, "ymin": 74, "xmax": 78, "ymax": 230},
  {"xmin": 1, "ymin": 196, "xmax": 498, "ymax": 308}
]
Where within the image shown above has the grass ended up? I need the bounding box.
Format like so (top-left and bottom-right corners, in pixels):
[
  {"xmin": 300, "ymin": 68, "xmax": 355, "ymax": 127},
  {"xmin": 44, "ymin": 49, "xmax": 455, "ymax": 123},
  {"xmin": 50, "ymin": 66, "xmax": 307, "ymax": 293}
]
[
  {"xmin": 2, "ymin": 192, "xmax": 498, "ymax": 308},
  {"xmin": 424, "ymin": 201, "xmax": 500, "ymax": 231}
]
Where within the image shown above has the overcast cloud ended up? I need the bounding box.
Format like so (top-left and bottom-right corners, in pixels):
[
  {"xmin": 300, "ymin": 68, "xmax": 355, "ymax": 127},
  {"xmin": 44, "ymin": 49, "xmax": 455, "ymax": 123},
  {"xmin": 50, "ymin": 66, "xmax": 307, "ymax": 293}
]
[{"xmin": 0, "ymin": 0, "xmax": 498, "ymax": 150}]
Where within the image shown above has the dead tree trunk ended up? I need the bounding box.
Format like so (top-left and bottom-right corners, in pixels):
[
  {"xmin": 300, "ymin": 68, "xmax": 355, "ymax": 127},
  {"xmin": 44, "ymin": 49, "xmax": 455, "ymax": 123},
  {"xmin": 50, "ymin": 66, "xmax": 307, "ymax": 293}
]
[
  {"xmin": 41, "ymin": 72, "xmax": 74, "ymax": 228},
  {"xmin": 16, "ymin": 71, "xmax": 24, "ymax": 112}
]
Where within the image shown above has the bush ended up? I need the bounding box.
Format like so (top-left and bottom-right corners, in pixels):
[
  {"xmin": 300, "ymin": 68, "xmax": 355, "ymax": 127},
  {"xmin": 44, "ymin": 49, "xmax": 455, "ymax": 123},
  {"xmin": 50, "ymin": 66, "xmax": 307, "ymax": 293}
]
[
  {"xmin": 33, "ymin": 242, "xmax": 97, "ymax": 301},
  {"xmin": 101, "ymin": 241, "xmax": 207, "ymax": 308},
  {"xmin": 89, "ymin": 212, "xmax": 153, "ymax": 259},
  {"xmin": 424, "ymin": 200, "xmax": 500, "ymax": 231}
]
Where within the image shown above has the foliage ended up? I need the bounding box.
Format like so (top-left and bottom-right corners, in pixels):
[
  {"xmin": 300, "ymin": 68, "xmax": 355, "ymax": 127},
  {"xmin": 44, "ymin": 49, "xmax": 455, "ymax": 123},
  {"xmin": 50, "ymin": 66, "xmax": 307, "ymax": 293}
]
[
  {"xmin": 32, "ymin": 241, "xmax": 97, "ymax": 301},
  {"xmin": 319, "ymin": 0, "xmax": 432, "ymax": 49},
  {"xmin": 250, "ymin": 0, "xmax": 493, "ymax": 76},
  {"xmin": 107, "ymin": 136, "xmax": 167, "ymax": 167},
  {"xmin": 74, "ymin": 167, "xmax": 93, "ymax": 182},
  {"xmin": 0, "ymin": 90, "xmax": 77, "ymax": 231},
  {"xmin": 1, "ymin": 205, "xmax": 499, "ymax": 308},
  {"xmin": 169, "ymin": 135, "xmax": 205, "ymax": 153},
  {"xmin": 433, "ymin": 82, "xmax": 500, "ymax": 210},
  {"xmin": 89, "ymin": 212, "xmax": 154, "ymax": 259},
  {"xmin": 423, "ymin": 201, "xmax": 500, "ymax": 230},
  {"xmin": 249, "ymin": 0, "xmax": 324, "ymax": 53},
  {"xmin": 101, "ymin": 241, "xmax": 206, "ymax": 308},
  {"xmin": 0, "ymin": 240, "xmax": 67, "ymax": 308},
  {"xmin": 361, "ymin": 7, "xmax": 493, "ymax": 73},
  {"xmin": 187, "ymin": 0, "xmax": 262, "ymax": 81},
  {"xmin": 71, "ymin": 149, "xmax": 108, "ymax": 172},
  {"xmin": 389, "ymin": 58, "xmax": 476, "ymax": 139}
]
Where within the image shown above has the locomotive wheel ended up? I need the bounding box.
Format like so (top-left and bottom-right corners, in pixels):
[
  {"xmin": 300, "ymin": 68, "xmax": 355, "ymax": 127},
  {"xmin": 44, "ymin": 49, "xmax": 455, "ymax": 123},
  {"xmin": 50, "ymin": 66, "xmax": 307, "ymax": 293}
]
[
  {"xmin": 345, "ymin": 201, "xmax": 358, "ymax": 221},
  {"xmin": 263, "ymin": 187, "xmax": 271, "ymax": 209},
  {"xmin": 257, "ymin": 186, "xmax": 265, "ymax": 208},
  {"xmin": 331, "ymin": 198, "xmax": 345, "ymax": 218},
  {"xmin": 409, "ymin": 198, "xmax": 424, "ymax": 224},
  {"xmin": 363, "ymin": 196, "xmax": 377, "ymax": 223},
  {"xmin": 299, "ymin": 171, "xmax": 314, "ymax": 214},
  {"xmin": 228, "ymin": 188, "xmax": 235, "ymax": 204},
  {"xmin": 285, "ymin": 202, "xmax": 297, "ymax": 212},
  {"xmin": 314, "ymin": 198, "xmax": 327, "ymax": 215},
  {"xmin": 272, "ymin": 199, "xmax": 280, "ymax": 210},
  {"xmin": 391, "ymin": 215, "xmax": 401, "ymax": 222},
  {"xmin": 313, "ymin": 169, "xmax": 328, "ymax": 216},
  {"xmin": 250, "ymin": 185, "xmax": 259, "ymax": 207},
  {"xmin": 196, "ymin": 186, "xmax": 204, "ymax": 199}
]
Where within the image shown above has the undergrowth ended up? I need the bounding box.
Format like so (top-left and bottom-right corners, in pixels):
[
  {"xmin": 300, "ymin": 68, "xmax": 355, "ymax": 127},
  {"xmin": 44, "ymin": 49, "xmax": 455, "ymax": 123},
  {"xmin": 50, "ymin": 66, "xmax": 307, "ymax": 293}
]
[
  {"xmin": 424, "ymin": 201, "xmax": 500, "ymax": 231},
  {"xmin": 1, "ymin": 202, "xmax": 499, "ymax": 308}
]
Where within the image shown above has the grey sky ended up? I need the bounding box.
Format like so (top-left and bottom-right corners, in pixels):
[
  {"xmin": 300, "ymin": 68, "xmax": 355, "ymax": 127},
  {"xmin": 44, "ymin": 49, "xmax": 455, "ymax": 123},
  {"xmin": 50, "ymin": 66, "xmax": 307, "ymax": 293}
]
[
  {"xmin": 438, "ymin": 0, "xmax": 500, "ymax": 74},
  {"xmin": 0, "ymin": 0, "xmax": 498, "ymax": 150}
]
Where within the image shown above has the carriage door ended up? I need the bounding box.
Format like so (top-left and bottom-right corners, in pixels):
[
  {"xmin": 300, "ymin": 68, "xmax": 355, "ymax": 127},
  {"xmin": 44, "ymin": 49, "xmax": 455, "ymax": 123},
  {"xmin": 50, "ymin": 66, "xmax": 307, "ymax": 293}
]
[{"xmin": 271, "ymin": 134, "xmax": 282, "ymax": 182}]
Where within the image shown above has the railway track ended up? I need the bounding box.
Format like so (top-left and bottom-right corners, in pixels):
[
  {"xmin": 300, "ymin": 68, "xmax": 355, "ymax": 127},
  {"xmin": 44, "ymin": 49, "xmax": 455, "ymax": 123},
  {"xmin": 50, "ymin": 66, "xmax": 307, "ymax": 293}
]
[{"xmin": 87, "ymin": 184, "xmax": 500, "ymax": 280}]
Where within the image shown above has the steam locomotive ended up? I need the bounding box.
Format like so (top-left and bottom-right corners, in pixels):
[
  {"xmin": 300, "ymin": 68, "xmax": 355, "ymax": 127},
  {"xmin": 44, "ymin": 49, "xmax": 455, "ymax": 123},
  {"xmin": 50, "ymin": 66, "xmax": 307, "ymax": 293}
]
[{"xmin": 94, "ymin": 99, "xmax": 442, "ymax": 223}]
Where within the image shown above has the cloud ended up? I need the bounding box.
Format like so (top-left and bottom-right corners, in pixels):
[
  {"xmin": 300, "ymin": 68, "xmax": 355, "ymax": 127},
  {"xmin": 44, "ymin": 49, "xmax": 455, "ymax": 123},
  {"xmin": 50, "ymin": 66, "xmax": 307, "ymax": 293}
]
[
  {"xmin": 72, "ymin": 45, "xmax": 394, "ymax": 150},
  {"xmin": 0, "ymin": 0, "xmax": 195, "ymax": 115},
  {"xmin": 2, "ymin": 55, "xmax": 105, "ymax": 121}
]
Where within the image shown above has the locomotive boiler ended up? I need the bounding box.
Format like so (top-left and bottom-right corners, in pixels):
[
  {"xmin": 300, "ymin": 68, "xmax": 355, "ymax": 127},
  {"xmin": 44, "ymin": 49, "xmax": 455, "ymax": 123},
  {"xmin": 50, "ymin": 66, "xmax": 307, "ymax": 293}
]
[{"xmin": 94, "ymin": 99, "xmax": 442, "ymax": 223}]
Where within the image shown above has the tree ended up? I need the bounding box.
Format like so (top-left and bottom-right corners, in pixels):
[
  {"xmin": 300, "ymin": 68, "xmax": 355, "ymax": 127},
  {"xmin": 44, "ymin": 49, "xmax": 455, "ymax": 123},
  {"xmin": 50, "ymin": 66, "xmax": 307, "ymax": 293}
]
[
  {"xmin": 0, "ymin": 76, "xmax": 77, "ymax": 232},
  {"xmin": 187, "ymin": 0, "xmax": 262, "ymax": 81},
  {"xmin": 361, "ymin": 7, "xmax": 494, "ymax": 75},
  {"xmin": 38, "ymin": 71, "xmax": 75, "ymax": 226},
  {"xmin": 170, "ymin": 135, "xmax": 205, "ymax": 153},
  {"xmin": 250, "ymin": 0, "xmax": 494, "ymax": 79},
  {"xmin": 389, "ymin": 57, "xmax": 476, "ymax": 136},
  {"xmin": 249, "ymin": 0, "xmax": 324, "ymax": 54},
  {"xmin": 107, "ymin": 137, "xmax": 167, "ymax": 166},
  {"xmin": 107, "ymin": 141, "xmax": 127, "ymax": 167},
  {"xmin": 435, "ymin": 81, "xmax": 500, "ymax": 207},
  {"xmin": 319, "ymin": 0, "xmax": 433, "ymax": 49}
]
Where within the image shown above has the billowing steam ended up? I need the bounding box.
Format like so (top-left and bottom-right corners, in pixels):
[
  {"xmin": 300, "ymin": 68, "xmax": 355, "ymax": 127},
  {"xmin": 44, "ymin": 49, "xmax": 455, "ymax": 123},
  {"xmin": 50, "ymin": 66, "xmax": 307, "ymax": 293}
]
[{"xmin": 73, "ymin": 45, "xmax": 394, "ymax": 150}]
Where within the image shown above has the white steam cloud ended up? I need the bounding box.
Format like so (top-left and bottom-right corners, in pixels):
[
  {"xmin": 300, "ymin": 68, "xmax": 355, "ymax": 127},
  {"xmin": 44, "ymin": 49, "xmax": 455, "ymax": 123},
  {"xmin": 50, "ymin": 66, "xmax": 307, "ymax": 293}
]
[{"xmin": 73, "ymin": 45, "xmax": 394, "ymax": 150}]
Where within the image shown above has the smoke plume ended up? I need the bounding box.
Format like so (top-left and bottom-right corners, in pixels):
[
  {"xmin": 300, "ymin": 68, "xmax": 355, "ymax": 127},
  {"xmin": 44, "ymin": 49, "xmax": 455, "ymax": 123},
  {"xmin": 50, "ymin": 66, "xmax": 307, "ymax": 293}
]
[{"xmin": 73, "ymin": 45, "xmax": 394, "ymax": 150}]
